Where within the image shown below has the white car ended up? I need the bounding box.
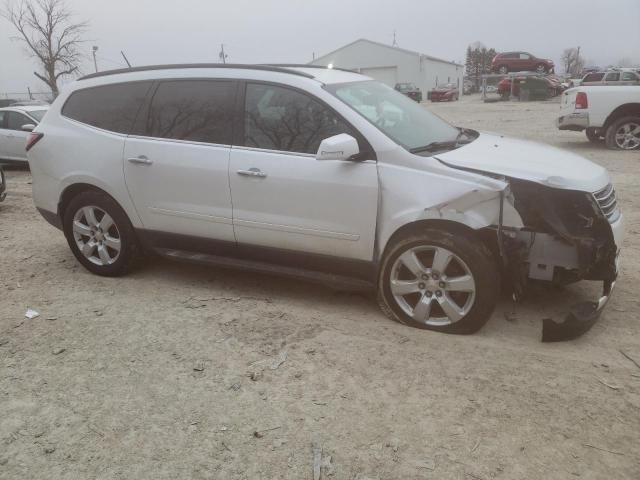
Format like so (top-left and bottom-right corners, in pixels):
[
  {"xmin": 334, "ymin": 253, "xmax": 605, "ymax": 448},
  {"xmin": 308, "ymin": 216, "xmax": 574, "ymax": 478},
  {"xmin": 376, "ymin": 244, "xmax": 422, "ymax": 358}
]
[
  {"xmin": 28, "ymin": 64, "xmax": 623, "ymax": 340},
  {"xmin": 0, "ymin": 105, "xmax": 49, "ymax": 164},
  {"xmin": 557, "ymin": 85, "xmax": 640, "ymax": 150}
]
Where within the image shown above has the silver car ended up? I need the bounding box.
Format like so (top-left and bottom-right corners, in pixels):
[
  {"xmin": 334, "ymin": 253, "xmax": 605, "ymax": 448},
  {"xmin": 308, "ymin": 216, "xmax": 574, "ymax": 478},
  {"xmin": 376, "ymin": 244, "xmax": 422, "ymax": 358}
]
[{"xmin": 0, "ymin": 105, "xmax": 49, "ymax": 165}]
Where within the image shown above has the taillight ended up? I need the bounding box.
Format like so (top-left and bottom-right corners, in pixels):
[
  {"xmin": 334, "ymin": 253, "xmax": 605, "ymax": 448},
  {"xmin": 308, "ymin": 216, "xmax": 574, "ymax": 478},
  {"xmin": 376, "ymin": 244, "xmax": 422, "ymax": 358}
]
[
  {"xmin": 26, "ymin": 132, "xmax": 44, "ymax": 151},
  {"xmin": 575, "ymin": 92, "xmax": 588, "ymax": 109}
]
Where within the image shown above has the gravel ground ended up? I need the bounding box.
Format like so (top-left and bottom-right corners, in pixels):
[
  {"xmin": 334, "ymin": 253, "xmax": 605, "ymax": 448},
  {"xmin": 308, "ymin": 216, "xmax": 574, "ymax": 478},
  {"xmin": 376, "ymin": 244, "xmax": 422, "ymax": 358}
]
[{"xmin": 1, "ymin": 94, "xmax": 639, "ymax": 479}]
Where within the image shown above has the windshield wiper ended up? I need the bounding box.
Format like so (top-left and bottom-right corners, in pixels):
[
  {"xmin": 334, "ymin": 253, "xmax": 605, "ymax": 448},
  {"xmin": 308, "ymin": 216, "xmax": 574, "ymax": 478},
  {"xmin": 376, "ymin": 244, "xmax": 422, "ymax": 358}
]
[{"xmin": 410, "ymin": 128, "xmax": 475, "ymax": 154}]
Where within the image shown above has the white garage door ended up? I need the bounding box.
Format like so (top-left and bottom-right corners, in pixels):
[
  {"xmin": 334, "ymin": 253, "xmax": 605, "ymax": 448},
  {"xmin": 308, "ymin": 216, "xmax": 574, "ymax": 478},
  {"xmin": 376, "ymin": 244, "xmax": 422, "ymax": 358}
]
[{"xmin": 359, "ymin": 66, "xmax": 398, "ymax": 87}]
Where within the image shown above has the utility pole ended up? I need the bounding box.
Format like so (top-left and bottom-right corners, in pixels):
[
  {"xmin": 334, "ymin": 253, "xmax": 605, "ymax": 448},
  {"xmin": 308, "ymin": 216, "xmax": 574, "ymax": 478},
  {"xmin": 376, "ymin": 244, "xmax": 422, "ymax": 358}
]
[
  {"xmin": 92, "ymin": 46, "xmax": 99, "ymax": 72},
  {"xmin": 392, "ymin": 31, "xmax": 397, "ymax": 47},
  {"xmin": 121, "ymin": 50, "xmax": 132, "ymax": 68}
]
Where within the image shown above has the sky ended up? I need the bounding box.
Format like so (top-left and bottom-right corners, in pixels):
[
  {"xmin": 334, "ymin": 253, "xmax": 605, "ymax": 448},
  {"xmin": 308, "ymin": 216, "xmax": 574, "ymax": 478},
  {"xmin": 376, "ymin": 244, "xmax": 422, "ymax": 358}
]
[{"xmin": 1, "ymin": 0, "xmax": 639, "ymax": 94}]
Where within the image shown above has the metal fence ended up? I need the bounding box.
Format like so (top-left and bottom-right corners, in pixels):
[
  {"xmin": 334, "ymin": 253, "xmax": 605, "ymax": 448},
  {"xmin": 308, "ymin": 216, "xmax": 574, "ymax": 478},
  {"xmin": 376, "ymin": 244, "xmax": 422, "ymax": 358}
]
[{"xmin": 0, "ymin": 91, "xmax": 53, "ymax": 105}]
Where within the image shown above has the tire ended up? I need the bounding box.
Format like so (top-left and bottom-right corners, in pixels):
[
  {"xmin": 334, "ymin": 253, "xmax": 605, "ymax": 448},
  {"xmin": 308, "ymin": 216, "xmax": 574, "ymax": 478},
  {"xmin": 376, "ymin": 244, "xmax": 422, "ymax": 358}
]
[
  {"xmin": 535, "ymin": 64, "xmax": 548, "ymax": 74},
  {"xmin": 605, "ymin": 116, "xmax": 640, "ymax": 150},
  {"xmin": 63, "ymin": 190, "xmax": 140, "ymax": 276},
  {"xmin": 498, "ymin": 65, "xmax": 508, "ymax": 74},
  {"xmin": 377, "ymin": 228, "xmax": 500, "ymax": 334},
  {"xmin": 585, "ymin": 127, "xmax": 604, "ymax": 144}
]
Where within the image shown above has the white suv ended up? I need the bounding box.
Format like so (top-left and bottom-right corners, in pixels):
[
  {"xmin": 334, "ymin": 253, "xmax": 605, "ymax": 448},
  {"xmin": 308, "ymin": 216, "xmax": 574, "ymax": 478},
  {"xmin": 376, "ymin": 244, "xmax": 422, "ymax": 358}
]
[{"xmin": 28, "ymin": 64, "xmax": 623, "ymax": 340}]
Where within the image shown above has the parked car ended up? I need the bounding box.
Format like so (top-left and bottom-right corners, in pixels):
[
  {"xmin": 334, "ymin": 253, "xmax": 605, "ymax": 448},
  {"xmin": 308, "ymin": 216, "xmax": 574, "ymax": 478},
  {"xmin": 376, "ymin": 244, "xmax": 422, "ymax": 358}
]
[
  {"xmin": 581, "ymin": 70, "xmax": 640, "ymax": 86},
  {"xmin": 497, "ymin": 76, "xmax": 561, "ymax": 99},
  {"xmin": 394, "ymin": 83, "xmax": 422, "ymax": 102},
  {"xmin": 581, "ymin": 66, "xmax": 602, "ymax": 75},
  {"xmin": 28, "ymin": 64, "xmax": 622, "ymax": 340},
  {"xmin": 430, "ymin": 83, "xmax": 459, "ymax": 102},
  {"xmin": 491, "ymin": 51, "xmax": 555, "ymax": 74},
  {"xmin": 556, "ymin": 85, "xmax": 640, "ymax": 149},
  {"xmin": 0, "ymin": 105, "xmax": 49, "ymax": 165},
  {"xmin": 0, "ymin": 167, "xmax": 6, "ymax": 202}
]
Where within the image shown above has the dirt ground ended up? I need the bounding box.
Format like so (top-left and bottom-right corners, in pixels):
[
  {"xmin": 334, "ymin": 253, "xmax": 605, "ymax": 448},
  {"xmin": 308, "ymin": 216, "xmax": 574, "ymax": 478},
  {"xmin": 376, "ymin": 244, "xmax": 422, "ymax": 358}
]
[{"xmin": 1, "ymin": 95, "xmax": 639, "ymax": 480}]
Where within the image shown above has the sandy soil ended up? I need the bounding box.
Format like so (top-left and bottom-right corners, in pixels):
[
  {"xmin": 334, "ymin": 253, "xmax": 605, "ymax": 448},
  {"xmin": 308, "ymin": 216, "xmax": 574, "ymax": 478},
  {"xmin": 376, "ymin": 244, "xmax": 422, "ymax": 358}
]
[{"xmin": 1, "ymin": 95, "xmax": 639, "ymax": 479}]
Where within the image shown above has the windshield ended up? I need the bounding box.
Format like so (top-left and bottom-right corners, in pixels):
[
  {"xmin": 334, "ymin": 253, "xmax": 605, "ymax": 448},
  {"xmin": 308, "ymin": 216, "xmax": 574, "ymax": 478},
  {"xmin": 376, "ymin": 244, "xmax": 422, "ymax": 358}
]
[
  {"xmin": 326, "ymin": 80, "xmax": 460, "ymax": 151},
  {"xmin": 28, "ymin": 110, "xmax": 47, "ymax": 122}
]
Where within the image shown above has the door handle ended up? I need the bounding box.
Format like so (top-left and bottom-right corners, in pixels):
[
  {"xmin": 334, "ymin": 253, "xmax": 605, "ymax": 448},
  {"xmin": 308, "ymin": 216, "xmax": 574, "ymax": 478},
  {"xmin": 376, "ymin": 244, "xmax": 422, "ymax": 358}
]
[
  {"xmin": 127, "ymin": 155, "xmax": 153, "ymax": 166},
  {"xmin": 237, "ymin": 168, "xmax": 267, "ymax": 178}
]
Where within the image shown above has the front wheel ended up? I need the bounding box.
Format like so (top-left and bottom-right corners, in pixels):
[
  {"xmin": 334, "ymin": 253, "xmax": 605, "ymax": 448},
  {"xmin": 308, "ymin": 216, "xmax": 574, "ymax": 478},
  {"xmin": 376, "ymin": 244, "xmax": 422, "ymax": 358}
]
[
  {"xmin": 63, "ymin": 190, "xmax": 140, "ymax": 276},
  {"xmin": 535, "ymin": 64, "xmax": 548, "ymax": 74},
  {"xmin": 605, "ymin": 116, "xmax": 640, "ymax": 150},
  {"xmin": 498, "ymin": 65, "xmax": 508, "ymax": 74},
  {"xmin": 377, "ymin": 228, "xmax": 499, "ymax": 334}
]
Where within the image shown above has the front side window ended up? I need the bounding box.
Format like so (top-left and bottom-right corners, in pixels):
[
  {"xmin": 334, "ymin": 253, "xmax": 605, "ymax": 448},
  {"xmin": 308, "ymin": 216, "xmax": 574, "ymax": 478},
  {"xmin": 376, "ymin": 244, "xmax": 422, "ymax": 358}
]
[
  {"xmin": 0, "ymin": 111, "xmax": 5, "ymax": 128},
  {"xmin": 243, "ymin": 83, "xmax": 355, "ymax": 154},
  {"xmin": 621, "ymin": 72, "xmax": 638, "ymax": 81},
  {"xmin": 7, "ymin": 112, "xmax": 31, "ymax": 131},
  {"xmin": 62, "ymin": 82, "xmax": 153, "ymax": 134},
  {"xmin": 326, "ymin": 80, "xmax": 460, "ymax": 152},
  {"xmin": 141, "ymin": 80, "xmax": 236, "ymax": 144},
  {"xmin": 519, "ymin": 53, "xmax": 530, "ymax": 60}
]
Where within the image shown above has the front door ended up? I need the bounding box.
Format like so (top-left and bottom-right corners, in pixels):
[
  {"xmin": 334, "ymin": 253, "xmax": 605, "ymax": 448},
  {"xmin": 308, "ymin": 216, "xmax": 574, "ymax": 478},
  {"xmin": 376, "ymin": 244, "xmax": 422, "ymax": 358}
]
[
  {"xmin": 0, "ymin": 111, "xmax": 31, "ymax": 161},
  {"xmin": 229, "ymin": 82, "xmax": 378, "ymax": 261},
  {"xmin": 124, "ymin": 79, "xmax": 238, "ymax": 243}
]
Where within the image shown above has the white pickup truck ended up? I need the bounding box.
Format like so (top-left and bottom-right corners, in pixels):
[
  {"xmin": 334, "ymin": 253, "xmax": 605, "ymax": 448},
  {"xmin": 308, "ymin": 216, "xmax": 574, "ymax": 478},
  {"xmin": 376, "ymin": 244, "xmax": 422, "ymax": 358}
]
[{"xmin": 556, "ymin": 86, "xmax": 640, "ymax": 150}]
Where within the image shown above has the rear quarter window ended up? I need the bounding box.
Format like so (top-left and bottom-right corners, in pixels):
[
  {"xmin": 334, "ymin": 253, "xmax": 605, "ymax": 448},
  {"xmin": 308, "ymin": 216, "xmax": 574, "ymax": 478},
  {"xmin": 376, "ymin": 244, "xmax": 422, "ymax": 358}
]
[{"xmin": 62, "ymin": 81, "xmax": 153, "ymax": 134}]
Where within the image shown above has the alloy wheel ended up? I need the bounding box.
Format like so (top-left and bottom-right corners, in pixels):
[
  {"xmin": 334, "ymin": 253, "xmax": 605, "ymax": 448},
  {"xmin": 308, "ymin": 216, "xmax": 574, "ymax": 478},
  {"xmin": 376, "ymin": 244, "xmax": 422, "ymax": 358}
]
[
  {"xmin": 390, "ymin": 246, "xmax": 476, "ymax": 326},
  {"xmin": 72, "ymin": 206, "xmax": 122, "ymax": 266},
  {"xmin": 614, "ymin": 121, "xmax": 640, "ymax": 150}
]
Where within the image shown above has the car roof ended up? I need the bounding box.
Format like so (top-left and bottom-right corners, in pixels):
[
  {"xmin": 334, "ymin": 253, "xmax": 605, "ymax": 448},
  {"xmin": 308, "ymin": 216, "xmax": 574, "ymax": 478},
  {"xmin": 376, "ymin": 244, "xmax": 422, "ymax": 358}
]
[{"xmin": 77, "ymin": 63, "xmax": 368, "ymax": 86}]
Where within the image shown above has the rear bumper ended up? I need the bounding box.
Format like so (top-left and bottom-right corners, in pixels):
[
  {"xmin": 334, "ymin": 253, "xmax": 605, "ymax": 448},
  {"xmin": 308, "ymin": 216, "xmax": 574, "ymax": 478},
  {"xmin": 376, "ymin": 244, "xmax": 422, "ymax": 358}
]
[{"xmin": 556, "ymin": 112, "xmax": 589, "ymax": 131}]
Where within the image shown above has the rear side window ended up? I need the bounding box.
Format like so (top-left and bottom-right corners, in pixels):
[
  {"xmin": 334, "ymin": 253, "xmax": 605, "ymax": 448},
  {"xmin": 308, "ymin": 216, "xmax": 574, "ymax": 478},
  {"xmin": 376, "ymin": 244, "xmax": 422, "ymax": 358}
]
[
  {"xmin": 62, "ymin": 82, "xmax": 153, "ymax": 134},
  {"xmin": 604, "ymin": 72, "xmax": 620, "ymax": 82},
  {"xmin": 138, "ymin": 80, "xmax": 236, "ymax": 145},
  {"xmin": 621, "ymin": 72, "xmax": 638, "ymax": 81},
  {"xmin": 243, "ymin": 83, "xmax": 356, "ymax": 154},
  {"xmin": 583, "ymin": 73, "xmax": 604, "ymax": 82}
]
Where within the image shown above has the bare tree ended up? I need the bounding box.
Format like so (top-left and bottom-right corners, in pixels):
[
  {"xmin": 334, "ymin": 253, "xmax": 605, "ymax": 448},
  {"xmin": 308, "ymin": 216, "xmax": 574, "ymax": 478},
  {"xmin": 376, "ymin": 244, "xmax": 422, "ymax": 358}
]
[
  {"xmin": 561, "ymin": 47, "xmax": 585, "ymax": 77},
  {"xmin": 2, "ymin": 0, "xmax": 87, "ymax": 97}
]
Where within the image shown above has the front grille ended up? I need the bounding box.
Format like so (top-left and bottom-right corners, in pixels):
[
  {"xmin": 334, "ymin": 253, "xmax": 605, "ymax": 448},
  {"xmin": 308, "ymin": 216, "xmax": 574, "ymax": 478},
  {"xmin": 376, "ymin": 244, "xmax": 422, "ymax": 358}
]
[{"xmin": 593, "ymin": 183, "xmax": 621, "ymax": 223}]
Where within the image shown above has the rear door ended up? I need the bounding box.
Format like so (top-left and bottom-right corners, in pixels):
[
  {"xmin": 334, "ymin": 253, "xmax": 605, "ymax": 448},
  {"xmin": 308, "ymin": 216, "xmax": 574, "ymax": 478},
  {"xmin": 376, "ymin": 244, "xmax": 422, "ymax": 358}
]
[
  {"xmin": 123, "ymin": 79, "xmax": 237, "ymax": 243},
  {"xmin": 228, "ymin": 82, "xmax": 378, "ymax": 261}
]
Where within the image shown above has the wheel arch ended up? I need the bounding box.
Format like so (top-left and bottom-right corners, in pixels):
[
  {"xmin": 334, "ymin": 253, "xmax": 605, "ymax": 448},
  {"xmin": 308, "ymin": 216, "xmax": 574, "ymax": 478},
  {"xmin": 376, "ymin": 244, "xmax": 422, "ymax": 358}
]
[
  {"xmin": 379, "ymin": 219, "xmax": 499, "ymax": 265},
  {"xmin": 58, "ymin": 182, "xmax": 140, "ymax": 229},
  {"xmin": 603, "ymin": 103, "xmax": 640, "ymax": 129}
]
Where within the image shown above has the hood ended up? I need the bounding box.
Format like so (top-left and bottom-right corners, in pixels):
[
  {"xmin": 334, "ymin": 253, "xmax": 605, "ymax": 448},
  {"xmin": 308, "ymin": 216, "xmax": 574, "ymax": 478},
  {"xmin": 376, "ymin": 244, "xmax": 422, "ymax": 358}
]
[{"xmin": 436, "ymin": 133, "xmax": 609, "ymax": 192}]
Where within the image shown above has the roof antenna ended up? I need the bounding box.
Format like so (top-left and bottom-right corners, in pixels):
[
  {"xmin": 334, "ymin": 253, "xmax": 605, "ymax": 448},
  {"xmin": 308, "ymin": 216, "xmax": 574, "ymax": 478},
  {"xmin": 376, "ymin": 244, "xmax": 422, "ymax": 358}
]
[{"xmin": 392, "ymin": 30, "xmax": 398, "ymax": 47}]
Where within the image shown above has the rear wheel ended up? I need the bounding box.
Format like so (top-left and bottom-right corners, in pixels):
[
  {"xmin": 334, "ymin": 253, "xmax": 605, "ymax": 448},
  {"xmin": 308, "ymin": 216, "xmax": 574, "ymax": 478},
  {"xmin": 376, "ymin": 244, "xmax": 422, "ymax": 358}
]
[
  {"xmin": 63, "ymin": 191, "xmax": 140, "ymax": 276},
  {"xmin": 377, "ymin": 228, "xmax": 499, "ymax": 334},
  {"xmin": 585, "ymin": 127, "xmax": 604, "ymax": 144},
  {"xmin": 498, "ymin": 65, "xmax": 508, "ymax": 74},
  {"xmin": 605, "ymin": 116, "xmax": 640, "ymax": 150}
]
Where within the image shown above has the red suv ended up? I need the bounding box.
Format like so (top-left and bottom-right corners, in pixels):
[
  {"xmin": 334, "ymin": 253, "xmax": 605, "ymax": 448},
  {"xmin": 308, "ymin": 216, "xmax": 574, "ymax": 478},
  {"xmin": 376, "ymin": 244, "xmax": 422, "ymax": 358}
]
[{"xmin": 491, "ymin": 52, "xmax": 554, "ymax": 74}]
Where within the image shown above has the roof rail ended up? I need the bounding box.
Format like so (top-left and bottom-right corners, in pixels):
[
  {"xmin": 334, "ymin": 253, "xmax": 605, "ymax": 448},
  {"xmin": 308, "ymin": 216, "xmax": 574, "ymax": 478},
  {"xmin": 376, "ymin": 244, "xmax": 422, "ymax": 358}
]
[
  {"xmin": 78, "ymin": 63, "xmax": 316, "ymax": 81},
  {"xmin": 265, "ymin": 63, "xmax": 358, "ymax": 74}
]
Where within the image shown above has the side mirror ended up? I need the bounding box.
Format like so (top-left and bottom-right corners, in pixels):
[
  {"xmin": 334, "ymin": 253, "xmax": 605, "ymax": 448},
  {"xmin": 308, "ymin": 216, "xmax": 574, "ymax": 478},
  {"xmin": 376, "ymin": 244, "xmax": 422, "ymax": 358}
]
[
  {"xmin": 21, "ymin": 124, "xmax": 35, "ymax": 132},
  {"xmin": 316, "ymin": 134, "xmax": 360, "ymax": 161}
]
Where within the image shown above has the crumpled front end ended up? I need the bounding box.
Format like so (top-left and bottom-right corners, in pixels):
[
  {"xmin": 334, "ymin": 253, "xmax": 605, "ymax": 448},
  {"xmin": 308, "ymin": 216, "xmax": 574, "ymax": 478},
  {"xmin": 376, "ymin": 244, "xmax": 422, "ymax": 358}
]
[{"xmin": 501, "ymin": 179, "xmax": 622, "ymax": 341}]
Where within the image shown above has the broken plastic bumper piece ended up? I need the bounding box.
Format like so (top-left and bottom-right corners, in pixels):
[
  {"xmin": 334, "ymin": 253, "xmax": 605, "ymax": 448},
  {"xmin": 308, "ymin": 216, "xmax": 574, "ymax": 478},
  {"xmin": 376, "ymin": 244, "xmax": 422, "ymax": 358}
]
[{"xmin": 542, "ymin": 279, "xmax": 616, "ymax": 342}]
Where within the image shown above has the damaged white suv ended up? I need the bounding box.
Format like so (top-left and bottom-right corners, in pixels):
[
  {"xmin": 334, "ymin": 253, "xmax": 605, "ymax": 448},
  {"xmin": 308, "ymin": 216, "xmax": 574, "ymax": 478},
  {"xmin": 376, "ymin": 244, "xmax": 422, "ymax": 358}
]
[{"xmin": 28, "ymin": 64, "xmax": 623, "ymax": 340}]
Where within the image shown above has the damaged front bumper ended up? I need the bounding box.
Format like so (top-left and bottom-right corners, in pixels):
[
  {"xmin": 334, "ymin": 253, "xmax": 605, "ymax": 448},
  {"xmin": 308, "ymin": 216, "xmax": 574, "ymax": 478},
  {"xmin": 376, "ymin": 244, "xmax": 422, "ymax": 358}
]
[
  {"xmin": 542, "ymin": 277, "xmax": 616, "ymax": 342},
  {"xmin": 503, "ymin": 180, "xmax": 624, "ymax": 341}
]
